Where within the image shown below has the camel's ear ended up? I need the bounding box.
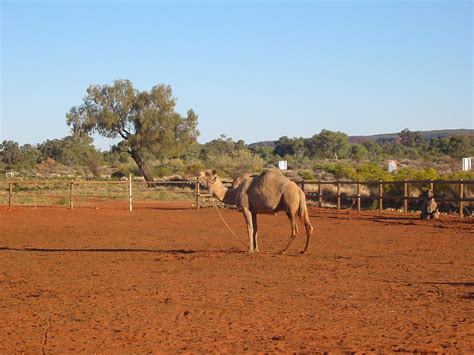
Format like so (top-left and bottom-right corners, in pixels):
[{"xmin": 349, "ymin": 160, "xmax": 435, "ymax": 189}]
[{"xmin": 212, "ymin": 169, "xmax": 217, "ymax": 176}]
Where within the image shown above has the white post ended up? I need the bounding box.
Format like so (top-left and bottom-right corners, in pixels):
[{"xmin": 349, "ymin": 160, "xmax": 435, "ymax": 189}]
[{"xmin": 129, "ymin": 174, "xmax": 132, "ymax": 212}]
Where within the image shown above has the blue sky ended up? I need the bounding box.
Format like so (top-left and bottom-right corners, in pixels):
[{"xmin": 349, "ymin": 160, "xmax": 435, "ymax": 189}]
[{"xmin": 1, "ymin": 0, "xmax": 472, "ymax": 150}]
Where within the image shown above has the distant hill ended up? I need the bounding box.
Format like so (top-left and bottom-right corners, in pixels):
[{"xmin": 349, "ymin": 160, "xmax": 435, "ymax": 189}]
[
  {"xmin": 348, "ymin": 129, "xmax": 474, "ymax": 144},
  {"xmin": 247, "ymin": 140, "xmax": 276, "ymax": 149},
  {"xmin": 248, "ymin": 129, "xmax": 474, "ymax": 148}
]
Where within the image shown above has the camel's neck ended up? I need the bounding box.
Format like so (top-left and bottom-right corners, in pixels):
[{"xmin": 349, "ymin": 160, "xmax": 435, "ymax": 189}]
[{"xmin": 211, "ymin": 178, "xmax": 238, "ymax": 206}]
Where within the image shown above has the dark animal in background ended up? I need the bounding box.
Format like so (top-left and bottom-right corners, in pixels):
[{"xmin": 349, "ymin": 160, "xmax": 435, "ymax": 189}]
[{"xmin": 421, "ymin": 190, "xmax": 439, "ymax": 220}]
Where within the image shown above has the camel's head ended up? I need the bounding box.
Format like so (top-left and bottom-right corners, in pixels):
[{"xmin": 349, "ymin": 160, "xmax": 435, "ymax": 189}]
[{"xmin": 198, "ymin": 170, "xmax": 219, "ymax": 190}]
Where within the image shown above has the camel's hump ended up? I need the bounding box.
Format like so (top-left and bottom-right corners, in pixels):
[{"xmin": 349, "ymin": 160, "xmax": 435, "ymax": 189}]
[
  {"xmin": 239, "ymin": 169, "xmax": 291, "ymax": 210},
  {"xmin": 256, "ymin": 170, "xmax": 290, "ymax": 193},
  {"xmin": 254, "ymin": 169, "xmax": 289, "ymax": 186}
]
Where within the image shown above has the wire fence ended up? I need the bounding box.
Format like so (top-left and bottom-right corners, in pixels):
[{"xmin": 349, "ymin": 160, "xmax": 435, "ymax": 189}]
[
  {"xmin": 300, "ymin": 179, "xmax": 474, "ymax": 218},
  {"xmin": 0, "ymin": 177, "xmax": 198, "ymax": 210},
  {"xmin": 1, "ymin": 177, "xmax": 473, "ymax": 217}
]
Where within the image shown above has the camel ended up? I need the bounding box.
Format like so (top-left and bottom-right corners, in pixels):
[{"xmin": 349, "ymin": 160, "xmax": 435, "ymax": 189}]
[{"xmin": 199, "ymin": 169, "xmax": 314, "ymax": 254}]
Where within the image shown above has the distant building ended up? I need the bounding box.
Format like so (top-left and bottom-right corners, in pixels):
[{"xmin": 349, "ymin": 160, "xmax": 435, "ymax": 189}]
[
  {"xmin": 462, "ymin": 157, "xmax": 472, "ymax": 171},
  {"xmin": 387, "ymin": 160, "xmax": 398, "ymax": 173},
  {"xmin": 278, "ymin": 160, "xmax": 288, "ymax": 170}
]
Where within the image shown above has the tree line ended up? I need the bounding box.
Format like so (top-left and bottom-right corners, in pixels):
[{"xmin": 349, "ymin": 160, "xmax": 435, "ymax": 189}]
[
  {"xmin": 268, "ymin": 128, "xmax": 474, "ymax": 162},
  {"xmin": 1, "ymin": 80, "xmax": 473, "ymax": 181}
]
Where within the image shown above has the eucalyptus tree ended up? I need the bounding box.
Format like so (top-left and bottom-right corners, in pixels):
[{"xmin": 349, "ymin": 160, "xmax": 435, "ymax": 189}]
[
  {"xmin": 66, "ymin": 80, "xmax": 199, "ymax": 182},
  {"xmin": 38, "ymin": 135, "xmax": 97, "ymax": 166},
  {"xmin": 0, "ymin": 140, "xmax": 22, "ymax": 166},
  {"xmin": 307, "ymin": 129, "xmax": 350, "ymax": 160}
]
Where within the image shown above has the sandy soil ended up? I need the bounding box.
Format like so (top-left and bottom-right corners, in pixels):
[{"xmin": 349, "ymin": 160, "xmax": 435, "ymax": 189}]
[{"xmin": 0, "ymin": 203, "xmax": 473, "ymax": 353}]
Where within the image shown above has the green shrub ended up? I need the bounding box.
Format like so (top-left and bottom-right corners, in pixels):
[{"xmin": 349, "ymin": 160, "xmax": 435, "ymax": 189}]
[
  {"xmin": 333, "ymin": 164, "xmax": 358, "ymax": 180},
  {"xmin": 205, "ymin": 149, "xmax": 265, "ymax": 178},
  {"xmin": 298, "ymin": 169, "xmax": 316, "ymax": 180},
  {"xmin": 184, "ymin": 161, "xmax": 206, "ymax": 177},
  {"xmin": 356, "ymin": 163, "xmax": 392, "ymax": 181},
  {"xmin": 168, "ymin": 158, "xmax": 186, "ymax": 175},
  {"xmin": 445, "ymin": 171, "xmax": 474, "ymax": 180},
  {"xmin": 153, "ymin": 165, "xmax": 170, "ymax": 177},
  {"xmin": 393, "ymin": 167, "xmax": 439, "ymax": 181}
]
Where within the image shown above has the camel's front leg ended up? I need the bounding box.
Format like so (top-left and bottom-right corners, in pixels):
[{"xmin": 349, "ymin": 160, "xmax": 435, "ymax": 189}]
[
  {"xmin": 252, "ymin": 212, "xmax": 259, "ymax": 252},
  {"xmin": 242, "ymin": 208, "xmax": 255, "ymax": 253}
]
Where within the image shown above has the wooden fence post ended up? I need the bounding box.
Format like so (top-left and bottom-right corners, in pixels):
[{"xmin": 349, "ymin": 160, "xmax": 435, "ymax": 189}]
[
  {"xmin": 378, "ymin": 179, "xmax": 383, "ymax": 212},
  {"xmin": 69, "ymin": 181, "xmax": 74, "ymax": 210},
  {"xmin": 195, "ymin": 180, "xmax": 200, "ymax": 209},
  {"xmin": 459, "ymin": 179, "xmax": 464, "ymax": 218},
  {"xmin": 403, "ymin": 180, "xmax": 408, "ymax": 214},
  {"xmin": 336, "ymin": 181, "xmax": 341, "ymax": 210},
  {"xmin": 356, "ymin": 181, "xmax": 361, "ymax": 212},
  {"xmin": 8, "ymin": 182, "xmax": 12, "ymax": 207},
  {"xmin": 318, "ymin": 182, "xmax": 322, "ymax": 207},
  {"xmin": 129, "ymin": 174, "xmax": 133, "ymax": 212}
]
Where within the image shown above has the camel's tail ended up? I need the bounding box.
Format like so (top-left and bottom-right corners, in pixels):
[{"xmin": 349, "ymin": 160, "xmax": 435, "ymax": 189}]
[
  {"xmin": 298, "ymin": 188, "xmax": 314, "ymax": 237},
  {"xmin": 298, "ymin": 189, "xmax": 311, "ymax": 223},
  {"xmin": 297, "ymin": 189, "xmax": 307, "ymax": 218}
]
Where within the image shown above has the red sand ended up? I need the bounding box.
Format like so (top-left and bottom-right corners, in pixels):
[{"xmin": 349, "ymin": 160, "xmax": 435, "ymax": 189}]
[{"xmin": 0, "ymin": 203, "xmax": 473, "ymax": 353}]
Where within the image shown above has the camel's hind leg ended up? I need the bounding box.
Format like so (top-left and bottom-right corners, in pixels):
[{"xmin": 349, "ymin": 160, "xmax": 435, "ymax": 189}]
[
  {"xmin": 300, "ymin": 208, "xmax": 314, "ymax": 254},
  {"xmin": 279, "ymin": 183, "xmax": 300, "ymax": 254},
  {"xmin": 281, "ymin": 212, "xmax": 298, "ymax": 254}
]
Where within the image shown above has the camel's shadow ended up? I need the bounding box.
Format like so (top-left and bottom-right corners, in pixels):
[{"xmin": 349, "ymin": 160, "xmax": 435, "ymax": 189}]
[
  {"xmin": 0, "ymin": 246, "xmax": 244, "ymax": 255},
  {"xmin": 0, "ymin": 246, "xmax": 308, "ymax": 257}
]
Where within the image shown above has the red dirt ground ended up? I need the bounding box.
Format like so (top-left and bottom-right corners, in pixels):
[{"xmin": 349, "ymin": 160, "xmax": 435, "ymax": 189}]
[{"xmin": 0, "ymin": 202, "xmax": 473, "ymax": 353}]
